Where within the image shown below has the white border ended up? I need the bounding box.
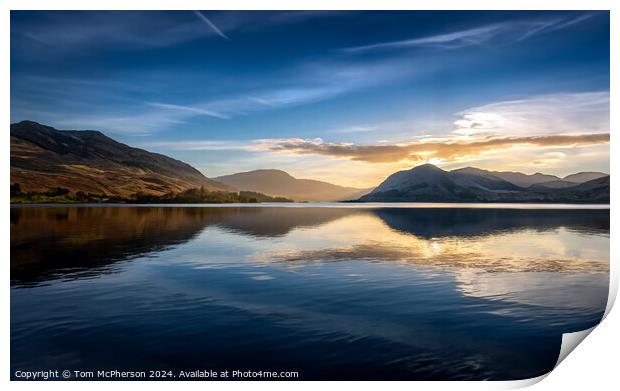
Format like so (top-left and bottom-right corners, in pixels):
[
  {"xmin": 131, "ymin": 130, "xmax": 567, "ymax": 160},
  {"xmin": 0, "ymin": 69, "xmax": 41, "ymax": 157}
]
[{"xmin": 3, "ymin": 1, "xmax": 617, "ymax": 390}]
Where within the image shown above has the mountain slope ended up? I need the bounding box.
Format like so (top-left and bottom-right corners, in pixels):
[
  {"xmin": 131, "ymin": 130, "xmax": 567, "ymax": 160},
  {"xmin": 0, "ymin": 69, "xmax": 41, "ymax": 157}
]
[
  {"xmin": 360, "ymin": 164, "xmax": 609, "ymax": 203},
  {"xmin": 546, "ymin": 176, "xmax": 610, "ymax": 203},
  {"xmin": 527, "ymin": 180, "xmax": 580, "ymax": 190},
  {"xmin": 11, "ymin": 121, "xmax": 232, "ymax": 197},
  {"xmin": 452, "ymin": 167, "xmax": 608, "ymax": 187},
  {"xmin": 563, "ymin": 172, "xmax": 608, "ymax": 183},
  {"xmin": 361, "ymin": 164, "xmax": 524, "ymax": 202},
  {"xmin": 453, "ymin": 167, "xmax": 560, "ymax": 187},
  {"xmin": 214, "ymin": 169, "xmax": 370, "ymax": 202}
]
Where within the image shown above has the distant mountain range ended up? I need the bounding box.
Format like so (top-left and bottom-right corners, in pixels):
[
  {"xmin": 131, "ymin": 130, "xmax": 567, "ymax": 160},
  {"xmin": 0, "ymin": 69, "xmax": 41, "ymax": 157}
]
[
  {"xmin": 360, "ymin": 164, "xmax": 609, "ymax": 203},
  {"xmin": 11, "ymin": 121, "xmax": 232, "ymax": 197},
  {"xmin": 214, "ymin": 169, "xmax": 370, "ymax": 202},
  {"xmin": 450, "ymin": 167, "xmax": 607, "ymax": 188},
  {"xmin": 10, "ymin": 121, "xmax": 609, "ymax": 204}
]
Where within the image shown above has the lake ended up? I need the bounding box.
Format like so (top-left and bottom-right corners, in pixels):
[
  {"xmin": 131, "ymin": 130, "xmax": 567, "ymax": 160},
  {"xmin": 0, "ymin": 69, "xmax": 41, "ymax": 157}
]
[{"xmin": 10, "ymin": 204, "xmax": 609, "ymax": 380}]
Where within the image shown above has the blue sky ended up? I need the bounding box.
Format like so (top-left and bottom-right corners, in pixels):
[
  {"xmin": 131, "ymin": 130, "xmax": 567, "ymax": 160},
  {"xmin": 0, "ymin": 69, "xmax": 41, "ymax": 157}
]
[{"xmin": 11, "ymin": 11, "xmax": 610, "ymax": 187}]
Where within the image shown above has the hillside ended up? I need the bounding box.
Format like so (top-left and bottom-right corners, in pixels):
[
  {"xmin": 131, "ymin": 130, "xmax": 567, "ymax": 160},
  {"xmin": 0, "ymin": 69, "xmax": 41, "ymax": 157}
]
[
  {"xmin": 10, "ymin": 121, "xmax": 232, "ymax": 197},
  {"xmin": 452, "ymin": 167, "xmax": 607, "ymax": 187},
  {"xmin": 360, "ymin": 164, "xmax": 609, "ymax": 203},
  {"xmin": 563, "ymin": 172, "xmax": 609, "ymax": 183},
  {"xmin": 214, "ymin": 169, "xmax": 370, "ymax": 202}
]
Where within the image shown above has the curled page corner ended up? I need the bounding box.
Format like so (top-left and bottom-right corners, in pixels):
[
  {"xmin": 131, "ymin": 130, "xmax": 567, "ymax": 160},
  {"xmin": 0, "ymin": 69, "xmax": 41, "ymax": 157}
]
[
  {"xmin": 499, "ymin": 373, "xmax": 549, "ymax": 389},
  {"xmin": 554, "ymin": 326, "xmax": 596, "ymax": 368},
  {"xmin": 604, "ymin": 275, "xmax": 618, "ymax": 318},
  {"xmin": 501, "ymin": 326, "xmax": 597, "ymax": 389},
  {"xmin": 510, "ymin": 280, "xmax": 616, "ymax": 388}
]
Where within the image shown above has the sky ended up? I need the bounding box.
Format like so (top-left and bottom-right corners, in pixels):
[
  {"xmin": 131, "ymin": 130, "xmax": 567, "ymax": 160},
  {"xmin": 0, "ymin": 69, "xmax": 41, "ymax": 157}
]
[{"xmin": 10, "ymin": 11, "xmax": 610, "ymax": 188}]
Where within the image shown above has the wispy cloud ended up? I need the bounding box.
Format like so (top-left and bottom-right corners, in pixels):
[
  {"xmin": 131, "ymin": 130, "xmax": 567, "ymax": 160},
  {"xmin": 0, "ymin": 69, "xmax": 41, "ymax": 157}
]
[
  {"xmin": 453, "ymin": 91, "xmax": 609, "ymax": 137},
  {"xmin": 11, "ymin": 53, "xmax": 416, "ymax": 134},
  {"xmin": 12, "ymin": 11, "xmax": 340, "ymax": 55},
  {"xmin": 119, "ymin": 57, "xmax": 416, "ymax": 132},
  {"xmin": 142, "ymin": 131, "xmax": 609, "ymax": 186},
  {"xmin": 256, "ymin": 134, "xmax": 610, "ymax": 164},
  {"xmin": 147, "ymin": 102, "xmax": 230, "ymax": 119},
  {"xmin": 12, "ymin": 12, "xmax": 212, "ymax": 51},
  {"xmin": 341, "ymin": 14, "xmax": 594, "ymax": 53},
  {"xmin": 333, "ymin": 125, "xmax": 378, "ymax": 134},
  {"xmin": 45, "ymin": 111, "xmax": 188, "ymax": 135},
  {"xmin": 137, "ymin": 91, "xmax": 609, "ymax": 182},
  {"xmin": 193, "ymin": 11, "xmax": 229, "ymax": 40},
  {"xmin": 144, "ymin": 140, "xmax": 251, "ymax": 151},
  {"xmin": 133, "ymin": 86, "xmax": 348, "ymax": 129},
  {"xmin": 251, "ymin": 89, "xmax": 610, "ymax": 163},
  {"xmin": 531, "ymin": 151, "xmax": 567, "ymax": 166}
]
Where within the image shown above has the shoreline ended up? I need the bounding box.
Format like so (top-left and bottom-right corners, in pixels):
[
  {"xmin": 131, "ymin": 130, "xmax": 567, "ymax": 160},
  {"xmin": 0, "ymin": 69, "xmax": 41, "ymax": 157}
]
[{"xmin": 10, "ymin": 202, "xmax": 611, "ymax": 210}]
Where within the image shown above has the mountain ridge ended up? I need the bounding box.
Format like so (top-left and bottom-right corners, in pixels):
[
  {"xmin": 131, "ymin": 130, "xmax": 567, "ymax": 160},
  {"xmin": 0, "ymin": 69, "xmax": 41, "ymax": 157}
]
[
  {"xmin": 215, "ymin": 169, "xmax": 371, "ymax": 202},
  {"xmin": 10, "ymin": 121, "xmax": 609, "ymax": 204},
  {"xmin": 11, "ymin": 121, "xmax": 232, "ymax": 197},
  {"xmin": 360, "ymin": 164, "xmax": 609, "ymax": 203},
  {"xmin": 452, "ymin": 166, "xmax": 607, "ymax": 187}
]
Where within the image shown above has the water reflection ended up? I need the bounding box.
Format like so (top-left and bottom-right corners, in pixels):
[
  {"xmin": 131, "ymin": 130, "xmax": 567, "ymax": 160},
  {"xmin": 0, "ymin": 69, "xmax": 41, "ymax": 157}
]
[
  {"xmin": 374, "ymin": 208, "xmax": 610, "ymax": 237},
  {"xmin": 11, "ymin": 206, "xmax": 608, "ymax": 285},
  {"xmin": 10, "ymin": 205, "xmax": 609, "ymax": 380},
  {"xmin": 266, "ymin": 226, "xmax": 609, "ymax": 273},
  {"xmin": 10, "ymin": 206, "xmax": 363, "ymax": 285}
]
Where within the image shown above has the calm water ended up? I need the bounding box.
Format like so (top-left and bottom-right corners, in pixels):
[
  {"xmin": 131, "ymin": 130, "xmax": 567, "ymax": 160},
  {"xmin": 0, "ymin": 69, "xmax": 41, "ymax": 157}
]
[{"xmin": 11, "ymin": 205, "xmax": 609, "ymax": 380}]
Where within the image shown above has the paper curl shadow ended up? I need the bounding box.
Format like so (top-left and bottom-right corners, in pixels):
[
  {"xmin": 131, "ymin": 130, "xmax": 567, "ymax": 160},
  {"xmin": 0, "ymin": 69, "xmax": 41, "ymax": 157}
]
[{"xmin": 501, "ymin": 275, "xmax": 617, "ymax": 389}]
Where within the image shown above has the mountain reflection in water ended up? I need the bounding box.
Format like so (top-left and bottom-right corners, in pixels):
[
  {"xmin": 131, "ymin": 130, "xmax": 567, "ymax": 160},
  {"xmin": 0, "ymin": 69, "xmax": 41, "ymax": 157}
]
[{"xmin": 11, "ymin": 205, "xmax": 609, "ymax": 380}]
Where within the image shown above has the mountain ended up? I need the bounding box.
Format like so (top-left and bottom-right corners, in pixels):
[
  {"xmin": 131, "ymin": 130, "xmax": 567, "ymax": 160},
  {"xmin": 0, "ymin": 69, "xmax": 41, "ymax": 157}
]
[
  {"xmin": 547, "ymin": 176, "xmax": 610, "ymax": 203},
  {"xmin": 452, "ymin": 167, "xmax": 608, "ymax": 187},
  {"xmin": 214, "ymin": 169, "xmax": 370, "ymax": 202},
  {"xmin": 453, "ymin": 167, "xmax": 560, "ymax": 187},
  {"xmin": 527, "ymin": 180, "xmax": 580, "ymax": 190},
  {"xmin": 360, "ymin": 164, "xmax": 609, "ymax": 203},
  {"xmin": 361, "ymin": 164, "xmax": 524, "ymax": 202},
  {"xmin": 563, "ymin": 172, "xmax": 608, "ymax": 183},
  {"xmin": 11, "ymin": 121, "xmax": 232, "ymax": 197}
]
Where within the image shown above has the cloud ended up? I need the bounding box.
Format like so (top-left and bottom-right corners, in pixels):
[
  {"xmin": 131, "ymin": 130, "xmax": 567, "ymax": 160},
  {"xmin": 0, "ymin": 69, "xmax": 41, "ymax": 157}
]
[
  {"xmin": 196, "ymin": 57, "xmax": 415, "ymax": 116},
  {"xmin": 11, "ymin": 11, "xmax": 342, "ymax": 55},
  {"xmin": 46, "ymin": 111, "xmax": 188, "ymax": 136},
  {"xmin": 257, "ymin": 133, "xmax": 610, "ymax": 164},
  {"xmin": 453, "ymin": 91, "xmax": 609, "ymax": 136},
  {"xmin": 147, "ymin": 102, "xmax": 230, "ymax": 119},
  {"xmin": 11, "ymin": 53, "xmax": 414, "ymax": 135},
  {"xmin": 120, "ymin": 57, "xmax": 415, "ymax": 131},
  {"xmin": 143, "ymin": 140, "xmax": 252, "ymax": 151},
  {"xmin": 193, "ymin": 11, "xmax": 229, "ymax": 40},
  {"xmin": 134, "ymin": 90, "xmax": 610, "ymax": 166},
  {"xmin": 341, "ymin": 13, "xmax": 594, "ymax": 53},
  {"xmin": 12, "ymin": 11, "xmax": 213, "ymax": 52},
  {"xmin": 333, "ymin": 125, "xmax": 378, "ymax": 134},
  {"xmin": 532, "ymin": 151, "xmax": 567, "ymax": 166},
  {"xmin": 132, "ymin": 85, "xmax": 350, "ymax": 130}
]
